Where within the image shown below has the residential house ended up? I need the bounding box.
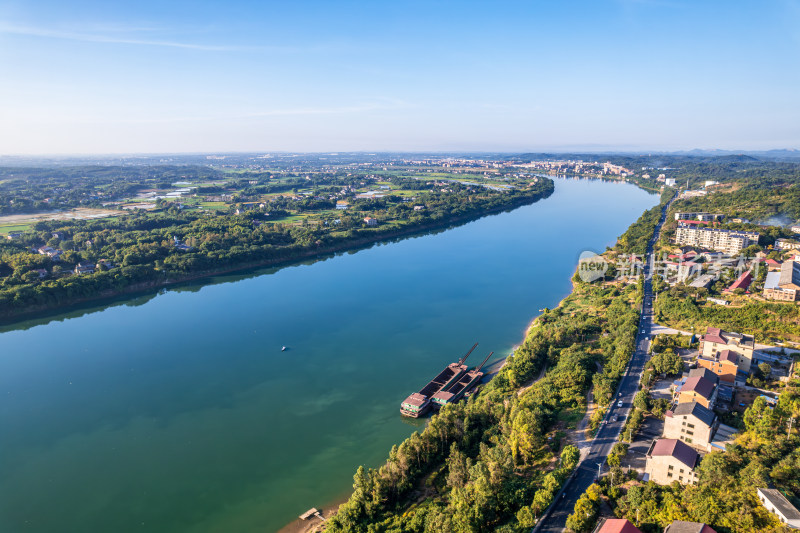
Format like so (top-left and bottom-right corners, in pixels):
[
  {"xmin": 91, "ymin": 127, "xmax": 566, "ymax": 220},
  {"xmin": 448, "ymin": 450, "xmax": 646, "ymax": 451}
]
[
  {"xmin": 6, "ymin": 231, "xmax": 23, "ymax": 240},
  {"xmin": 37, "ymin": 246, "xmax": 62, "ymax": 260},
  {"xmin": 676, "ymin": 375, "xmax": 718, "ymax": 409},
  {"xmin": 700, "ymin": 327, "xmax": 755, "ymax": 373},
  {"xmin": 663, "ymin": 521, "xmax": 718, "ymax": 533},
  {"xmin": 663, "ymin": 401, "xmax": 716, "ymax": 450},
  {"xmin": 674, "ymin": 224, "xmax": 759, "ymax": 256},
  {"xmin": 688, "ymin": 367, "xmax": 720, "ymax": 385},
  {"xmin": 765, "ymin": 258, "xmax": 782, "ymax": 271},
  {"xmin": 763, "ymin": 260, "xmax": 800, "ymax": 302},
  {"xmin": 697, "ymin": 350, "xmax": 739, "ymax": 383},
  {"xmin": 413, "ymin": 205, "xmax": 425, "ymax": 211},
  {"xmin": 31, "ymin": 268, "xmax": 48, "ymax": 279},
  {"xmin": 74, "ymin": 261, "xmax": 95, "ymax": 275},
  {"xmin": 592, "ymin": 518, "xmax": 643, "ymax": 533},
  {"xmin": 757, "ymin": 488, "xmax": 800, "ymax": 529},
  {"xmin": 724, "ymin": 270, "xmax": 752, "ymax": 293},
  {"xmin": 645, "ymin": 438, "xmax": 700, "ymax": 485},
  {"xmin": 335, "ymin": 201, "xmax": 349, "ymax": 210},
  {"xmin": 364, "ymin": 217, "xmax": 378, "ymax": 227},
  {"xmin": 791, "ymin": 225, "xmax": 800, "ymax": 234}
]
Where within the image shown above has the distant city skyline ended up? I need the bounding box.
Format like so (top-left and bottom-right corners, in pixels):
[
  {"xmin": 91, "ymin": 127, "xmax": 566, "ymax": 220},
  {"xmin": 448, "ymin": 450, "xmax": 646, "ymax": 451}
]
[{"xmin": 1, "ymin": 0, "xmax": 799, "ymax": 154}]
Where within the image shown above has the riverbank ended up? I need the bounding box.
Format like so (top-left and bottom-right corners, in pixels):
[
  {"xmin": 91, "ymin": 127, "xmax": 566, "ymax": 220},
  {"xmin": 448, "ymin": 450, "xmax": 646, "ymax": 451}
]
[{"xmin": 0, "ymin": 187, "xmax": 554, "ymax": 325}]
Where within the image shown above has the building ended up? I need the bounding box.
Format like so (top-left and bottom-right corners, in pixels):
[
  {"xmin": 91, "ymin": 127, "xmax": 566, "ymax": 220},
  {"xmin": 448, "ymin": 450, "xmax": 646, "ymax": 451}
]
[
  {"xmin": 724, "ymin": 270, "xmax": 752, "ymax": 293},
  {"xmin": 676, "ymin": 375, "xmax": 718, "ymax": 409},
  {"xmin": 335, "ymin": 201, "xmax": 349, "ymax": 210},
  {"xmin": 665, "ymin": 178, "xmax": 677, "ymax": 187},
  {"xmin": 74, "ymin": 261, "xmax": 95, "ymax": 275},
  {"xmin": 689, "ymin": 274, "xmax": 715, "ymax": 289},
  {"xmin": 765, "ymin": 258, "xmax": 782, "ymax": 271},
  {"xmin": 592, "ymin": 518, "xmax": 643, "ymax": 533},
  {"xmin": 775, "ymin": 238, "xmax": 800, "ymax": 251},
  {"xmin": 663, "ymin": 402, "xmax": 716, "ymax": 450},
  {"xmin": 37, "ymin": 246, "xmax": 62, "ymax": 260},
  {"xmin": 674, "ymin": 224, "xmax": 759, "ymax": 256},
  {"xmin": 674, "ymin": 212, "xmax": 724, "ymax": 223},
  {"xmin": 697, "ymin": 350, "xmax": 739, "ymax": 383},
  {"xmin": 763, "ymin": 261, "xmax": 800, "ymax": 302},
  {"xmin": 363, "ymin": 217, "xmax": 378, "ymax": 227},
  {"xmin": 756, "ymin": 488, "xmax": 800, "ymax": 529},
  {"xmin": 700, "ymin": 327, "xmax": 755, "ymax": 373},
  {"xmin": 645, "ymin": 438, "xmax": 700, "ymax": 485},
  {"xmin": 664, "ymin": 521, "xmax": 718, "ymax": 533},
  {"xmin": 6, "ymin": 231, "xmax": 23, "ymax": 240},
  {"xmin": 688, "ymin": 367, "xmax": 720, "ymax": 385},
  {"xmin": 791, "ymin": 225, "xmax": 800, "ymax": 234}
]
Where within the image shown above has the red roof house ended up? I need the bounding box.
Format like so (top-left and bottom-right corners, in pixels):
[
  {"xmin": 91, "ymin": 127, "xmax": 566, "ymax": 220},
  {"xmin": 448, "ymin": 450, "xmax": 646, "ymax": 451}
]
[
  {"xmin": 595, "ymin": 518, "xmax": 643, "ymax": 533},
  {"xmin": 725, "ymin": 270, "xmax": 752, "ymax": 293}
]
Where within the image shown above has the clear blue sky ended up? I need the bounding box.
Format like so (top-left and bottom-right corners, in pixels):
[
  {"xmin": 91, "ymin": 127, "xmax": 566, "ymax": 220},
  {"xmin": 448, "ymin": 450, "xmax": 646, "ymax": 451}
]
[{"xmin": 1, "ymin": 0, "xmax": 799, "ymax": 154}]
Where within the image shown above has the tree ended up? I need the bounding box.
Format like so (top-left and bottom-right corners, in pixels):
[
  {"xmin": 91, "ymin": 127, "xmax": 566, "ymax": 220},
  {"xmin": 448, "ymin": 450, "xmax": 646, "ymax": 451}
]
[
  {"xmin": 566, "ymin": 484, "xmax": 601, "ymax": 532},
  {"xmin": 634, "ymin": 390, "xmax": 650, "ymax": 412}
]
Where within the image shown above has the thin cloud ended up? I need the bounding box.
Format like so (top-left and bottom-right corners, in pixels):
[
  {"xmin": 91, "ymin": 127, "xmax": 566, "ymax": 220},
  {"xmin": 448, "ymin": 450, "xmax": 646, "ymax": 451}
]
[{"xmin": 0, "ymin": 22, "xmax": 311, "ymax": 52}]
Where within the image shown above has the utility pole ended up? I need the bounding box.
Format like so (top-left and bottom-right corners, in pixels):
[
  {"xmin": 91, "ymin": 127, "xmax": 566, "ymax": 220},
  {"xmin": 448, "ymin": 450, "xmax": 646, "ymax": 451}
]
[{"xmin": 789, "ymin": 417, "xmax": 796, "ymax": 437}]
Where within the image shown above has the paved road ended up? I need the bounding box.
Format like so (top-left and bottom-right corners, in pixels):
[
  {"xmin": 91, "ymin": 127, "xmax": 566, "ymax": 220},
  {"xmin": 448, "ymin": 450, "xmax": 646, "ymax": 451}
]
[{"xmin": 535, "ymin": 197, "xmax": 673, "ymax": 532}]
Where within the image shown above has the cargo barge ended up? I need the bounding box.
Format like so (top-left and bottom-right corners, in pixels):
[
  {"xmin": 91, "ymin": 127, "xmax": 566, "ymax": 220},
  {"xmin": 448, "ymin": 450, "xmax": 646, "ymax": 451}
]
[
  {"xmin": 401, "ymin": 344, "xmax": 492, "ymax": 417},
  {"xmin": 400, "ymin": 343, "xmax": 477, "ymax": 417},
  {"xmin": 431, "ymin": 351, "xmax": 492, "ymax": 409}
]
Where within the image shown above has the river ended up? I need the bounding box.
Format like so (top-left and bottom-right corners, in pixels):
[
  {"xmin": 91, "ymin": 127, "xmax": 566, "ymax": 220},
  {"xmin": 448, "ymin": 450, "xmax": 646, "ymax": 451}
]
[{"xmin": 0, "ymin": 177, "xmax": 658, "ymax": 532}]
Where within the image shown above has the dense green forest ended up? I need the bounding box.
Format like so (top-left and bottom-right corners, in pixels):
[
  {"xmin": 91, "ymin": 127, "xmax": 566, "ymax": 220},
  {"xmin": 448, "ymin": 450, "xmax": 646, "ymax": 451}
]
[{"xmin": 325, "ymin": 280, "xmax": 641, "ymax": 532}]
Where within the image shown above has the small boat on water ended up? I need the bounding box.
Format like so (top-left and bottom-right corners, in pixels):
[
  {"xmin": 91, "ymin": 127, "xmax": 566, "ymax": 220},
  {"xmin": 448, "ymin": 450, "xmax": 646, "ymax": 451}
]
[{"xmin": 281, "ymin": 346, "xmax": 287, "ymax": 351}]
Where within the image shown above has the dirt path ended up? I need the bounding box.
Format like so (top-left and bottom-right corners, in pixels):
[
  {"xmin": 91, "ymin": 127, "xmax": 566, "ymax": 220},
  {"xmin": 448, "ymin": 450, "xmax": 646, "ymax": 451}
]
[{"xmin": 568, "ymin": 387, "xmax": 598, "ymax": 460}]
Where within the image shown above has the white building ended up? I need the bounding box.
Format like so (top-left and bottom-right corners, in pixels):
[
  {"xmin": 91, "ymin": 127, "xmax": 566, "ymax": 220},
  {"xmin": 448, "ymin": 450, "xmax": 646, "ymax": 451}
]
[
  {"xmin": 757, "ymin": 488, "xmax": 800, "ymax": 529},
  {"xmin": 674, "ymin": 212, "xmax": 724, "ymax": 222},
  {"xmin": 674, "ymin": 224, "xmax": 759, "ymax": 255}
]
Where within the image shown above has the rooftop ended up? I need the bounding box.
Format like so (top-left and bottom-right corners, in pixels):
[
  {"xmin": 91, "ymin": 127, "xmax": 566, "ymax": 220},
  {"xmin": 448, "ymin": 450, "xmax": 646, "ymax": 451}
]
[
  {"xmin": 667, "ymin": 401, "xmax": 716, "ymax": 427},
  {"xmin": 648, "ymin": 438, "xmax": 700, "ymax": 468},
  {"xmin": 681, "ymin": 376, "xmax": 716, "ymax": 400},
  {"xmin": 688, "ymin": 367, "xmax": 720, "ymax": 386},
  {"xmin": 664, "ymin": 521, "xmax": 717, "ymax": 533},
  {"xmin": 757, "ymin": 488, "xmax": 800, "ymax": 524},
  {"xmin": 593, "ymin": 518, "xmax": 643, "ymax": 533}
]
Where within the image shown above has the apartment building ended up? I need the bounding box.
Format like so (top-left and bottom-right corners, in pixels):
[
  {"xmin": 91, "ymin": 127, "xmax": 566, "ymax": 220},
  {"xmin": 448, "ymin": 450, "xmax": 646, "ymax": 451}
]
[
  {"xmin": 674, "ymin": 224, "xmax": 759, "ymax": 256},
  {"xmin": 674, "ymin": 212, "xmax": 724, "ymax": 222}
]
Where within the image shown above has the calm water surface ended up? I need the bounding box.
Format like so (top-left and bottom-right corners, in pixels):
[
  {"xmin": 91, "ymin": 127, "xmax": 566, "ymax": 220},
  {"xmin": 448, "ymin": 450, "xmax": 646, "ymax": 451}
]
[{"xmin": 0, "ymin": 178, "xmax": 657, "ymax": 532}]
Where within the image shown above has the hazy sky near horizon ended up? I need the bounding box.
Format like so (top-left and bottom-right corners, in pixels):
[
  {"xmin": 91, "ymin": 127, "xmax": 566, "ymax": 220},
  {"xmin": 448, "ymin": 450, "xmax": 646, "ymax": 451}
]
[{"xmin": 1, "ymin": 0, "xmax": 799, "ymax": 154}]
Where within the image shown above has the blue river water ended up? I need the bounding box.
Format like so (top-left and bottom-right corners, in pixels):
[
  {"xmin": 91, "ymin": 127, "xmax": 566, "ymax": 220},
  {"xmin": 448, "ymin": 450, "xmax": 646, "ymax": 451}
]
[{"xmin": 0, "ymin": 177, "xmax": 657, "ymax": 532}]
